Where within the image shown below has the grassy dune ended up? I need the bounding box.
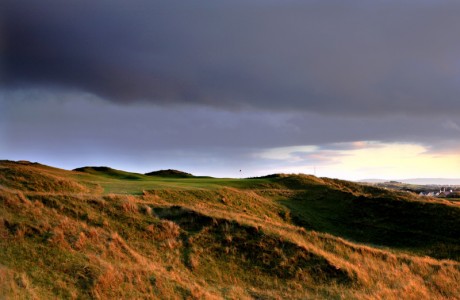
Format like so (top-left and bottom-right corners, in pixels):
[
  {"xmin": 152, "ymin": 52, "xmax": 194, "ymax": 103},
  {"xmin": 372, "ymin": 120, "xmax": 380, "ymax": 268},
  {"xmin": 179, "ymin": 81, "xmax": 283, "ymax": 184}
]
[{"xmin": 1, "ymin": 160, "xmax": 459, "ymax": 299}]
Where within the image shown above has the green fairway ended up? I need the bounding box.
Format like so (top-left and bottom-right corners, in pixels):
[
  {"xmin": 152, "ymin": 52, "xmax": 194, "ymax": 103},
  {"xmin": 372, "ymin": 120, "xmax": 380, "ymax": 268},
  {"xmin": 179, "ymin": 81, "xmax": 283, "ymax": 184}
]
[{"xmin": 71, "ymin": 170, "xmax": 275, "ymax": 194}]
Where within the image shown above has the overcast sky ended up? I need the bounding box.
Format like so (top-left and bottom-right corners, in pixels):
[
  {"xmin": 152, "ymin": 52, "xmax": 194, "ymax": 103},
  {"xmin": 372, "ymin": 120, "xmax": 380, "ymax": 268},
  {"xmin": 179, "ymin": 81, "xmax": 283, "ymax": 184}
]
[{"xmin": 2, "ymin": 0, "xmax": 460, "ymax": 179}]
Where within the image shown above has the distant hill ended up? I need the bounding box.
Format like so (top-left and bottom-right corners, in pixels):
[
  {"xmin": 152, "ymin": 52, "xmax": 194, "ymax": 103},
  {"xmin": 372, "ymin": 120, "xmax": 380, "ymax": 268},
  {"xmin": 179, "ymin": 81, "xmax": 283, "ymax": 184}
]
[
  {"xmin": 359, "ymin": 178, "xmax": 460, "ymax": 185},
  {"xmin": 358, "ymin": 178, "xmax": 387, "ymax": 183},
  {"xmin": 73, "ymin": 166, "xmax": 146, "ymax": 180},
  {"xmin": 401, "ymin": 178, "xmax": 460, "ymax": 185},
  {"xmin": 145, "ymin": 169, "xmax": 194, "ymax": 178}
]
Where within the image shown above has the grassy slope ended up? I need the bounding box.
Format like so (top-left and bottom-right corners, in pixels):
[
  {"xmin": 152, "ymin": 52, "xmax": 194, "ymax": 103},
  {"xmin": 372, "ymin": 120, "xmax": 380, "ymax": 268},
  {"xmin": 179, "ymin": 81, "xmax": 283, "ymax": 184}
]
[
  {"xmin": 0, "ymin": 160, "xmax": 459, "ymax": 299},
  {"xmin": 268, "ymin": 176, "xmax": 460, "ymax": 260}
]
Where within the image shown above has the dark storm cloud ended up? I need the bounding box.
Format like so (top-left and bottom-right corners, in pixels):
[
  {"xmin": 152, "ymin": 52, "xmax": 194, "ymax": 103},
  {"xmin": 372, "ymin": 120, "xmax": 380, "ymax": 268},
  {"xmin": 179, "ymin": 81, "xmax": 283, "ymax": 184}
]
[
  {"xmin": 2, "ymin": 90, "xmax": 458, "ymax": 153},
  {"xmin": 3, "ymin": 0, "xmax": 460, "ymax": 114}
]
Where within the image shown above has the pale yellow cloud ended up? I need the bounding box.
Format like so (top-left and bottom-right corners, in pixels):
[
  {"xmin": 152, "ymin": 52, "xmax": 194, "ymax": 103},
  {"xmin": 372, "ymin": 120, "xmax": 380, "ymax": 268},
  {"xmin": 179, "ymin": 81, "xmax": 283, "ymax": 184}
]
[
  {"xmin": 336, "ymin": 143, "xmax": 460, "ymax": 180},
  {"xmin": 257, "ymin": 142, "xmax": 460, "ymax": 180}
]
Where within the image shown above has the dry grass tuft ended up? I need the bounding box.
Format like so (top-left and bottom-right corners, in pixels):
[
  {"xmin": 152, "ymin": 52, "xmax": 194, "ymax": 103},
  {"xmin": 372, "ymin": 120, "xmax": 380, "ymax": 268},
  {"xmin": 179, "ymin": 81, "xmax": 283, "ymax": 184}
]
[
  {"xmin": 92, "ymin": 264, "xmax": 124, "ymax": 298},
  {"xmin": 0, "ymin": 266, "xmax": 38, "ymax": 299},
  {"xmin": 74, "ymin": 231, "xmax": 88, "ymax": 250},
  {"xmin": 0, "ymin": 188, "xmax": 30, "ymax": 208},
  {"xmin": 141, "ymin": 205, "xmax": 153, "ymax": 215},
  {"xmin": 48, "ymin": 227, "xmax": 71, "ymax": 249},
  {"xmin": 121, "ymin": 198, "xmax": 138, "ymax": 213},
  {"xmin": 146, "ymin": 220, "xmax": 182, "ymax": 249}
]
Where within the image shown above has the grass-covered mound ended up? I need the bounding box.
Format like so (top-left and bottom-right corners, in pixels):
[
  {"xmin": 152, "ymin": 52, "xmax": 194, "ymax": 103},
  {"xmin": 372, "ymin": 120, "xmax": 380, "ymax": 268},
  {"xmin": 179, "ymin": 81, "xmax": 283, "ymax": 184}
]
[
  {"xmin": 258, "ymin": 174, "xmax": 460, "ymax": 260},
  {"xmin": 73, "ymin": 166, "xmax": 147, "ymax": 180},
  {"xmin": 1, "ymin": 160, "xmax": 90, "ymax": 193},
  {"xmin": 1, "ymin": 160, "xmax": 459, "ymax": 299},
  {"xmin": 145, "ymin": 169, "xmax": 194, "ymax": 178}
]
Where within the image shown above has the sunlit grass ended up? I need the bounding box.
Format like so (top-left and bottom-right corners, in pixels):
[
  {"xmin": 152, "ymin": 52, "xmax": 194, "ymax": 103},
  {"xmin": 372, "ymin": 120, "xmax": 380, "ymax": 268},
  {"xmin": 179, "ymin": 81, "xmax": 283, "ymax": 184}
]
[{"xmin": 1, "ymin": 160, "xmax": 459, "ymax": 299}]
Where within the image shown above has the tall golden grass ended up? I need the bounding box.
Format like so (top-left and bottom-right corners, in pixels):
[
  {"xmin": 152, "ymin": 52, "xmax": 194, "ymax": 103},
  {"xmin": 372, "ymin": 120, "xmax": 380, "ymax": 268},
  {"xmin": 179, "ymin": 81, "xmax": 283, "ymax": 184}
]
[{"xmin": 0, "ymin": 161, "xmax": 459, "ymax": 299}]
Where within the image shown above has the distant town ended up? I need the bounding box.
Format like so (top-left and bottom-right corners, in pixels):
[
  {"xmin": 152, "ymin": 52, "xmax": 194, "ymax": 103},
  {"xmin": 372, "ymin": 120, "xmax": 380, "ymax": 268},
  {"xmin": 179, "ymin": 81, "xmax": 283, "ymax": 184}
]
[
  {"xmin": 418, "ymin": 188, "xmax": 456, "ymax": 198},
  {"xmin": 370, "ymin": 181, "xmax": 460, "ymax": 199}
]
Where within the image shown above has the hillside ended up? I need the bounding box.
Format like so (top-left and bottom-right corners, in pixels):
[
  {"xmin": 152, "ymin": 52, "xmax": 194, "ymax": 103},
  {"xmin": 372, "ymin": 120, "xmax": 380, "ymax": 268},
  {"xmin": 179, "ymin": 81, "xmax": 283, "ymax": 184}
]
[
  {"xmin": 73, "ymin": 166, "xmax": 147, "ymax": 180},
  {"xmin": 145, "ymin": 169, "xmax": 195, "ymax": 178},
  {"xmin": 1, "ymin": 160, "xmax": 459, "ymax": 299}
]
